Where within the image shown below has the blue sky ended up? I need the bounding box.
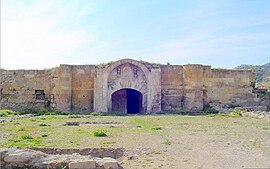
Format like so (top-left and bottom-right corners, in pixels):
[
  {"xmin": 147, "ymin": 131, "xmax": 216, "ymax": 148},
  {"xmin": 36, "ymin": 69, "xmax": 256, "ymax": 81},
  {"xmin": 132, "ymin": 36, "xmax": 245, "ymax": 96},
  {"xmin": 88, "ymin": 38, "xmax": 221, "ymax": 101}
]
[{"xmin": 1, "ymin": 0, "xmax": 270, "ymax": 69}]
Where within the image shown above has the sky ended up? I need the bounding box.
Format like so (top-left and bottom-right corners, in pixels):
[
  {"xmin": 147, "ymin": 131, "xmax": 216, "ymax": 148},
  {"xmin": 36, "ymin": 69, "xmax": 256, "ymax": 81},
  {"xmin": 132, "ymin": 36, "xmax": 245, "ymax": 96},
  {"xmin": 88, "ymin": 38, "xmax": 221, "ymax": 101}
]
[{"xmin": 1, "ymin": 0, "xmax": 270, "ymax": 69}]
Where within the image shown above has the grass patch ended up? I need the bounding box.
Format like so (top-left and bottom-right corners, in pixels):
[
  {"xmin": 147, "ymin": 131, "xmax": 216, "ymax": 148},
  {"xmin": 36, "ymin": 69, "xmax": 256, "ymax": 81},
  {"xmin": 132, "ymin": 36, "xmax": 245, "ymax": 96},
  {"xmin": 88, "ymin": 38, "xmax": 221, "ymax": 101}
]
[
  {"xmin": 152, "ymin": 127, "xmax": 162, "ymax": 130},
  {"xmin": 41, "ymin": 134, "xmax": 48, "ymax": 137},
  {"xmin": 18, "ymin": 109, "xmax": 72, "ymax": 116},
  {"xmin": 93, "ymin": 130, "xmax": 107, "ymax": 137},
  {"xmin": 230, "ymin": 110, "xmax": 242, "ymax": 117},
  {"xmin": 21, "ymin": 134, "xmax": 34, "ymax": 139},
  {"xmin": 202, "ymin": 107, "xmax": 218, "ymax": 114},
  {"xmin": 207, "ymin": 110, "xmax": 242, "ymax": 118},
  {"xmin": 39, "ymin": 123, "xmax": 49, "ymax": 126},
  {"xmin": 17, "ymin": 128, "xmax": 25, "ymax": 131},
  {"xmin": 0, "ymin": 109, "xmax": 18, "ymax": 117},
  {"xmin": 0, "ymin": 114, "xmax": 268, "ymax": 150}
]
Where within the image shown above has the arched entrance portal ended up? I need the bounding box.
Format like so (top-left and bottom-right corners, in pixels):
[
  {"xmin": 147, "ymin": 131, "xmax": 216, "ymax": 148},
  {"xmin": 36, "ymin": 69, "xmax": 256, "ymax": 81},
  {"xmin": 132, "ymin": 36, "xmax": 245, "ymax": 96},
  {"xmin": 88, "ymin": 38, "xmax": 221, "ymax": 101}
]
[{"xmin": 112, "ymin": 89, "xmax": 142, "ymax": 114}]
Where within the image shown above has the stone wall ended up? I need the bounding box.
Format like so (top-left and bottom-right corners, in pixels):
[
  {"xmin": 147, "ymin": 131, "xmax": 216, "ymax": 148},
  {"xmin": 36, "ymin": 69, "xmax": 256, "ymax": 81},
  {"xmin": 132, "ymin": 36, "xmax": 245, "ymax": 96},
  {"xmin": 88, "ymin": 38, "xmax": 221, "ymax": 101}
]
[
  {"xmin": 71, "ymin": 65, "xmax": 95, "ymax": 114},
  {"xmin": 160, "ymin": 64, "xmax": 259, "ymax": 112},
  {"xmin": 0, "ymin": 59, "xmax": 263, "ymax": 114},
  {"xmin": 0, "ymin": 69, "xmax": 58, "ymax": 111},
  {"xmin": 0, "ymin": 65, "xmax": 96, "ymax": 114},
  {"xmin": 207, "ymin": 69, "xmax": 257, "ymax": 107},
  {"xmin": 160, "ymin": 65, "xmax": 184, "ymax": 111}
]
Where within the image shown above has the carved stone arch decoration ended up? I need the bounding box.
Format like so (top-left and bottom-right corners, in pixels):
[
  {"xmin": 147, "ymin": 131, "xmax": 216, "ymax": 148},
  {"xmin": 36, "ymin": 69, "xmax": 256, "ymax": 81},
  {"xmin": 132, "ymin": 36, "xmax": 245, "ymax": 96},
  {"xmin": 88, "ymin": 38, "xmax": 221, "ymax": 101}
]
[
  {"xmin": 94, "ymin": 59, "xmax": 161, "ymax": 113},
  {"xmin": 107, "ymin": 60, "xmax": 148, "ymax": 113}
]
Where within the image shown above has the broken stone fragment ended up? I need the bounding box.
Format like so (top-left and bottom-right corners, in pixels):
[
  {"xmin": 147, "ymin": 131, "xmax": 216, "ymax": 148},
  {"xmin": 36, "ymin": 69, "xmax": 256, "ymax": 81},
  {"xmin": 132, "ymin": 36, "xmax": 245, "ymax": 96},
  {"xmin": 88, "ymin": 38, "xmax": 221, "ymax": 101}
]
[
  {"xmin": 97, "ymin": 157, "xmax": 119, "ymax": 169},
  {"xmin": 69, "ymin": 160, "xmax": 96, "ymax": 169}
]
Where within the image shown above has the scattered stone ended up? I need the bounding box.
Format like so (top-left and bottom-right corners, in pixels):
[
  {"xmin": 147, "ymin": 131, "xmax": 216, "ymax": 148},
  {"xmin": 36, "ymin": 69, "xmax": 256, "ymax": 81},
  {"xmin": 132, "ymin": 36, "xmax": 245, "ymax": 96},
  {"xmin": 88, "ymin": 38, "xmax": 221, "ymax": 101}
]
[
  {"xmin": 69, "ymin": 160, "xmax": 96, "ymax": 169},
  {"xmin": 63, "ymin": 121, "xmax": 123, "ymax": 126},
  {"xmin": 0, "ymin": 148, "xmax": 121, "ymax": 169},
  {"xmin": 97, "ymin": 157, "xmax": 119, "ymax": 169}
]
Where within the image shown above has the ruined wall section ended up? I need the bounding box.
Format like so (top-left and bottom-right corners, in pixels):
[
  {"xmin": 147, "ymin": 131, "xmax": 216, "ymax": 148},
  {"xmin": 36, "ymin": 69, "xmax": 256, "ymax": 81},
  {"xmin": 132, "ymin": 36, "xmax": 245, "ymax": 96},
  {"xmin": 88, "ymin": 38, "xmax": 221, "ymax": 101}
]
[
  {"xmin": 160, "ymin": 65, "xmax": 184, "ymax": 111},
  {"xmin": 54, "ymin": 65, "xmax": 72, "ymax": 112},
  {"xmin": 70, "ymin": 65, "xmax": 95, "ymax": 114},
  {"xmin": 206, "ymin": 69, "xmax": 258, "ymax": 107},
  {"xmin": 0, "ymin": 69, "xmax": 58, "ymax": 111},
  {"xmin": 182, "ymin": 64, "xmax": 206, "ymax": 111}
]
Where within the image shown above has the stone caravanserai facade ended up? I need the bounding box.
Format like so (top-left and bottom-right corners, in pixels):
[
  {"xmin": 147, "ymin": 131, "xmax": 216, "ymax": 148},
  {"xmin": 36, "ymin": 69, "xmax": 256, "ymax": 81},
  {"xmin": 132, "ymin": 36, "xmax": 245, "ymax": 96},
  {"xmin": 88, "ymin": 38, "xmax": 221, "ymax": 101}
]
[{"xmin": 0, "ymin": 59, "xmax": 261, "ymax": 114}]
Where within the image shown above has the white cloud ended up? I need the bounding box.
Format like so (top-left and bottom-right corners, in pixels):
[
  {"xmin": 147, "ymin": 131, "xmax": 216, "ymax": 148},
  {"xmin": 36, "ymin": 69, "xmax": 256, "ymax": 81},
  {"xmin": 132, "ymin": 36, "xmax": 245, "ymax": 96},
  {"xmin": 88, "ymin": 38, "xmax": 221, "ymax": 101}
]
[{"xmin": 1, "ymin": 0, "xmax": 98, "ymax": 69}]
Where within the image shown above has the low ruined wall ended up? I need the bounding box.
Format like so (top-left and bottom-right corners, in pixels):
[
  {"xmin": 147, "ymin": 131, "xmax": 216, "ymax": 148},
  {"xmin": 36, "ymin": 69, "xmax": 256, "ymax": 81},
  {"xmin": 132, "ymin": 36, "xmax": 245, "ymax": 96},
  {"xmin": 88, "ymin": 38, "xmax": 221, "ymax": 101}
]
[{"xmin": 0, "ymin": 148, "xmax": 121, "ymax": 169}]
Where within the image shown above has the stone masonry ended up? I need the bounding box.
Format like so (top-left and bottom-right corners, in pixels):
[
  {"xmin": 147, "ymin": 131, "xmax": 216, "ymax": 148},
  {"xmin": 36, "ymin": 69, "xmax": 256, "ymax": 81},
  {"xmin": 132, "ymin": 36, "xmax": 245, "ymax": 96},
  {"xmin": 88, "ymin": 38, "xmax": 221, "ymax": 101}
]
[{"xmin": 0, "ymin": 58, "xmax": 263, "ymax": 114}]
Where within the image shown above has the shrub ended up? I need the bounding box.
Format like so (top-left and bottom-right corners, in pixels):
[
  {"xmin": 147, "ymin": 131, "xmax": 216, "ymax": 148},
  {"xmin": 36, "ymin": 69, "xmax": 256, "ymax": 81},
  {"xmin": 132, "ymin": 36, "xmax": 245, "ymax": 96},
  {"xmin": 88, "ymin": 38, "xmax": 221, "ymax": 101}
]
[
  {"xmin": 93, "ymin": 130, "xmax": 107, "ymax": 137},
  {"xmin": 21, "ymin": 134, "xmax": 34, "ymax": 139}
]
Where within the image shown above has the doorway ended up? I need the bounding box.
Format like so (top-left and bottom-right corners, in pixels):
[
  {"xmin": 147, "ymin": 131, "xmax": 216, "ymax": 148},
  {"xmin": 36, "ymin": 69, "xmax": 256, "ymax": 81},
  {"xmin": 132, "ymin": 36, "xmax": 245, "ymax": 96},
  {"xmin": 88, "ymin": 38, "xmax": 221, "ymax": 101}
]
[{"xmin": 111, "ymin": 88, "xmax": 142, "ymax": 114}]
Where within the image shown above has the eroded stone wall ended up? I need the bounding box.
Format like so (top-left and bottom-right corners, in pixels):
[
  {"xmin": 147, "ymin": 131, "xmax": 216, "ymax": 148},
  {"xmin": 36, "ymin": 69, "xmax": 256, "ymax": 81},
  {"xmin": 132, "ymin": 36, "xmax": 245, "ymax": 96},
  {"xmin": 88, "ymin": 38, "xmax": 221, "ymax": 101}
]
[
  {"xmin": 206, "ymin": 69, "xmax": 257, "ymax": 107},
  {"xmin": 71, "ymin": 65, "xmax": 95, "ymax": 114},
  {"xmin": 0, "ymin": 59, "xmax": 261, "ymax": 113},
  {"xmin": 0, "ymin": 69, "xmax": 58, "ymax": 111},
  {"xmin": 161, "ymin": 65, "xmax": 184, "ymax": 111}
]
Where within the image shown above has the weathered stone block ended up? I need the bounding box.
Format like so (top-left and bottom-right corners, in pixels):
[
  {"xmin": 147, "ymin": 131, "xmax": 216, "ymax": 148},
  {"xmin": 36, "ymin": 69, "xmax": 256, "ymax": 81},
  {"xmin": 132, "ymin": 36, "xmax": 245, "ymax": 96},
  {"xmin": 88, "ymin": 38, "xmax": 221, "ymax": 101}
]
[
  {"xmin": 97, "ymin": 157, "xmax": 118, "ymax": 169},
  {"xmin": 69, "ymin": 160, "xmax": 96, "ymax": 169}
]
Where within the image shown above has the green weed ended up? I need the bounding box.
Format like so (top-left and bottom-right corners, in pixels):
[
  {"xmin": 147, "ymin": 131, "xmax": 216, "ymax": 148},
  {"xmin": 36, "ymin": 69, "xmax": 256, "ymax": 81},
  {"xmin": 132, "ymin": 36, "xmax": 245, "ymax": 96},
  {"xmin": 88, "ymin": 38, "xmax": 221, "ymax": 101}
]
[
  {"xmin": 0, "ymin": 109, "xmax": 17, "ymax": 117},
  {"xmin": 152, "ymin": 127, "xmax": 162, "ymax": 130},
  {"xmin": 39, "ymin": 123, "xmax": 49, "ymax": 126},
  {"xmin": 93, "ymin": 130, "xmax": 107, "ymax": 137},
  {"xmin": 41, "ymin": 134, "xmax": 48, "ymax": 137},
  {"xmin": 21, "ymin": 134, "xmax": 34, "ymax": 139}
]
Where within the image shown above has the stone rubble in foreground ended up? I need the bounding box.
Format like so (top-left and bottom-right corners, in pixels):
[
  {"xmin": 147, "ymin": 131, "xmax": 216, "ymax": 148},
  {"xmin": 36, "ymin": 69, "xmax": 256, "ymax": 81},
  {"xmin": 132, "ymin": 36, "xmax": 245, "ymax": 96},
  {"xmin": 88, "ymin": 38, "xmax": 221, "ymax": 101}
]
[{"xmin": 0, "ymin": 148, "xmax": 120, "ymax": 169}]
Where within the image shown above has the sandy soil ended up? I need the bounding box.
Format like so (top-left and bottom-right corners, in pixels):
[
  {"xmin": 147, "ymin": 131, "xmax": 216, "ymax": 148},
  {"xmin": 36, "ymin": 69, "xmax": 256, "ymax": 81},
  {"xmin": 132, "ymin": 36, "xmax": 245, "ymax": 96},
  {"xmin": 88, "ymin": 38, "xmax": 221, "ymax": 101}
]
[{"xmin": 118, "ymin": 117, "xmax": 270, "ymax": 169}]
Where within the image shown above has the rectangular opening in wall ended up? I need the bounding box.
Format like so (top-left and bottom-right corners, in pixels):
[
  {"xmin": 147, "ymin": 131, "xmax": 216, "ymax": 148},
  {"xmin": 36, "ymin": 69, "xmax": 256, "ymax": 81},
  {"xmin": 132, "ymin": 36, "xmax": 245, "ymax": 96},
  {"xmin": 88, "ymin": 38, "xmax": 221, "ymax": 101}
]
[{"xmin": 35, "ymin": 90, "xmax": 45, "ymax": 100}]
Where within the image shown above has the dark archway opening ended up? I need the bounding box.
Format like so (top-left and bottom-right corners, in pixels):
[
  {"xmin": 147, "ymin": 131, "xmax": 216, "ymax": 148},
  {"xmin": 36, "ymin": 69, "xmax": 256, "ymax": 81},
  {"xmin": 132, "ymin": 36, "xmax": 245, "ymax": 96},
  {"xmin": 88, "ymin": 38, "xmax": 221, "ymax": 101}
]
[{"xmin": 112, "ymin": 89, "xmax": 142, "ymax": 114}]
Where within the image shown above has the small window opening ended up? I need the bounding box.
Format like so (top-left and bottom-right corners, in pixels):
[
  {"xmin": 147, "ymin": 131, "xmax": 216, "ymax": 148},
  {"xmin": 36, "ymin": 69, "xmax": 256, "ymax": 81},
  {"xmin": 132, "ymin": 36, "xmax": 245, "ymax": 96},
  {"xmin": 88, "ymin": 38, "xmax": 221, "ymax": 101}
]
[
  {"xmin": 117, "ymin": 67, "xmax": 121, "ymax": 77},
  {"xmin": 133, "ymin": 68, "xmax": 138, "ymax": 78},
  {"xmin": 35, "ymin": 90, "xmax": 45, "ymax": 100}
]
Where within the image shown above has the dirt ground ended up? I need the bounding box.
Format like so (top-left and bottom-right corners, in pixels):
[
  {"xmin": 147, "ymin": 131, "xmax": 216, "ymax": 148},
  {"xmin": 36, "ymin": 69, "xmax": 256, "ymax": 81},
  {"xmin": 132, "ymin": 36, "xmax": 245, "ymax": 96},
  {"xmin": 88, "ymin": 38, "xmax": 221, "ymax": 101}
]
[
  {"xmin": 0, "ymin": 115, "xmax": 269, "ymax": 169},
  {"xmin": 117, "ymin": 116, "xmax": 270, "ymax": 169}
]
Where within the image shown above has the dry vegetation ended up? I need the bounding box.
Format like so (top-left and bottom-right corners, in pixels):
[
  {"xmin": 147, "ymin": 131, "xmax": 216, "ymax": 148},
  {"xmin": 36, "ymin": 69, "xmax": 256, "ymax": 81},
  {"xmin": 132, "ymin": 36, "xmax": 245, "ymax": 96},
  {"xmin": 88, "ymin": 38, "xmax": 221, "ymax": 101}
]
[{"xmin": 0, "ymin": 113, "xmax": 270, "ymax": 169}]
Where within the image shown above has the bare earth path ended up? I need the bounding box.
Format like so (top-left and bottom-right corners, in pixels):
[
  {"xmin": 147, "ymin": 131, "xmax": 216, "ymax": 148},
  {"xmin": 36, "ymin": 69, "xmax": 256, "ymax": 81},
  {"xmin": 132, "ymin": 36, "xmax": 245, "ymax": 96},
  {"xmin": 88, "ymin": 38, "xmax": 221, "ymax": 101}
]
[{"xmin": 0, "ymin": 115, "xmax": 269, "ymax": 169}]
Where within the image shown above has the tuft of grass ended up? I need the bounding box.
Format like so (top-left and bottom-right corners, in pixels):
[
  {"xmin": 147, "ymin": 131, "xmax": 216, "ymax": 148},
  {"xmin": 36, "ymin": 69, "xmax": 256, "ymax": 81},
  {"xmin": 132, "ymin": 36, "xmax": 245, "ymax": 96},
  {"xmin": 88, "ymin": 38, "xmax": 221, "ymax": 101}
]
[
  {"xmin": 90, "ymin": 112, "xmax": 99, "ymax": 116},
  {"xmin": 21, "ymin": 134, "xmax": 34, "ymax": 139},
  {"xmin": 0, "ymin": 109, "xmax": 18, "ymax": 117},
  {"xmin": 230, "ymin": 110, "xmax": 242, "ymax": 117},
  {"xmin": 18, "ymin": 109, "xmax": 71, "ymax": 116},
  {"xmin": 152, "ymin": 127, "xmax": 162, "ymax": 130},
  {"xmin": 93, "ymin": 130, "xmax": 107, "ymax": 137},
  {"xmin": 203, "ymin": 107, "xmax": 218, "ymax": 114},
  {"xmin": 39, "ymin": 123, "xmax": 49, "ymax": 126},
  {"xmin": 17, "ymin": 128, "xmax": 25, "ymax": 131},
  {"xmin": 162, "ymin": 139, "xmax": 172, "ymax": 145},
  {"xmin": 41, "ymin": 134, "xmax": 48, "ymax": 137},
  {"xmin": 207, "ymin": 110, "xmax": 242, "ymax": 118}
]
